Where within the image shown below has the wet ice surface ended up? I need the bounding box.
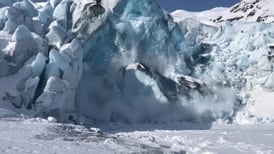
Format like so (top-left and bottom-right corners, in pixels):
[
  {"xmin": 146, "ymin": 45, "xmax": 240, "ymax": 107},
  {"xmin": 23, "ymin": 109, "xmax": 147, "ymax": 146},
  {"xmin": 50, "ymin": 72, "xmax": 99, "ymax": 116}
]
[{"xmin": 0, "ymin": 118, "xmax": 273, "ymax": 154}]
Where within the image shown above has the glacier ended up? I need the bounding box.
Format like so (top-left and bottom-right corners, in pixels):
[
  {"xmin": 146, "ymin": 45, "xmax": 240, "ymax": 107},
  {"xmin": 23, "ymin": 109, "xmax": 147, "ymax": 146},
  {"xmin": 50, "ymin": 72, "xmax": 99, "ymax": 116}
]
[{"xmin": 0, "ymin": 0, "xmax": 273, "ymax": 124}]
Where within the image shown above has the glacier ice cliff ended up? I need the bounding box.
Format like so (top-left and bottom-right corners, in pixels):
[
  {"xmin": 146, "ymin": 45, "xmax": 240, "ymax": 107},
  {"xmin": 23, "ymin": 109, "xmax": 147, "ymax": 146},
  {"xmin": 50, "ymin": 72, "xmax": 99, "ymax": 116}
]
[
  {"xmin": 172, "ymin": 4, "xmax": 274, "ymax": 123},
  {"xmin": 1, "ymin": 0, "xmax": 273, "ymax": 124}
]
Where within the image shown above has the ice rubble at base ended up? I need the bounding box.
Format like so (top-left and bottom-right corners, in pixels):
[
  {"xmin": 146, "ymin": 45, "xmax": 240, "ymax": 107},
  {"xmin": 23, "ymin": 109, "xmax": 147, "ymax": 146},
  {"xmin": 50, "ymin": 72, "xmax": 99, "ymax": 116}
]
[{"xmin": 0, "ymin": 0, "xmax": 273, "ymax": 124}]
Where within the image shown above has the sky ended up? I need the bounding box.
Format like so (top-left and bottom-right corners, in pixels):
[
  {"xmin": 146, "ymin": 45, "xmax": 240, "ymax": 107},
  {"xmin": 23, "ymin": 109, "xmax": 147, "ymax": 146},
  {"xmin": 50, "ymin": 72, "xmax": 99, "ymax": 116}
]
[{"xmin": 156, "ymin": 0, "xmax": 240, "ymax": 12}]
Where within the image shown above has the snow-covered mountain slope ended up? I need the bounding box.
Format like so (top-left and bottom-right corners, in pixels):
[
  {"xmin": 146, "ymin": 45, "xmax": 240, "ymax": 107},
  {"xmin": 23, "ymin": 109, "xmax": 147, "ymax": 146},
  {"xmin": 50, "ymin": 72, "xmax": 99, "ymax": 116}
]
[
  {"xmin": 220, "ymin": 0, "xmax": 274, "ymax": 23},
  {"xmin": 172, "ymin": 0, "xmax": 274, "ymax": 23},
  {"xmin": 172, "ymin": 7, "xmax": 228, "ymax": 24}
]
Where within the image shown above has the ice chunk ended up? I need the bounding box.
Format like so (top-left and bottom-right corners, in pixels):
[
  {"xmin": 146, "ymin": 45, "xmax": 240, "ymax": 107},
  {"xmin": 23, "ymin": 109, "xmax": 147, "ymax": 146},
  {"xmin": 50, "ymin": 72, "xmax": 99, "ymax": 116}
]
[
  {"xmin": 4, "ymin": 8, "xmax": 23, "ymax": 34},
  {"xmin": 71, "ymin": 0, "xmax": 107, "ymax": 37},
  {"xmin": 124, "ymin": 63, "xmax": 168, "ymax": 103},
  {"xmin": 12, "ymin": 25, "xmax": 33, "ymax": 42},
  {"xmin": 31, "ymin": 52, "xmax": 46, "ymax": 77},
  {"xmin": 46, "ymin": 21, "xmax": 68, "ymax": 49},
  {"xmin": 53, "ymin": 0, "xmax": 73, "ymax": 30},
  {"xmin": 46, "ymin": 48, "xmax": 69, "ymax": 78},
  {"xmin": 236, "ymin": 56, "xmax": 250, "ymax": 70},
  {"xmin": 21, "ymin": 77, "xmax": 40, "ymax": 108},
  {"xmin": 32, "ymin": 33, "xmax": 48, "ymax": 55},
  {"xmin": 4, "ymin": 7, "xmax": 43, "ymax": 34},
  {"xmin": 5, "ymin": 25, "xmax": 38, "ymax": 74},
  {"xmin": 49, "ymin": 0, "xmax": 62, "ymax": 9},
  {"xmin": 13, "ymin": 0, "xmax": 38, "ymax": 18},
  {"xmin": 35, "ymin": 76, "xmax": 71, "ymax": 115},
  {"xmin": 2, "ymin": 92, "xmax": 23, "ymax": 108},
  {"xmin": 47, "ymin": 116, "xmax": 57, "ymax": 122},
  {"xmin": 38, "ymin": 2, "xmax": 53, "ymax": 26},
  {"xmin": 59, "ymin": 39, "xmax": 83, "ymax": 87},
  {"xmin": 0, "ymin": 0, "xmax": 12, "ymax": 7}
]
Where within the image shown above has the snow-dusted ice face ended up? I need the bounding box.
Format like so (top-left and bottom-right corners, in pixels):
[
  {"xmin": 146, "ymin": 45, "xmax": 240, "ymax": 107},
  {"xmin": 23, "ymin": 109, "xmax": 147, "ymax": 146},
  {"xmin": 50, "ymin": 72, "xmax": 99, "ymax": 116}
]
[
  {"xmin": 71, "ymin": 0, "xmax": 243, "ymax": 123},
  {"xmin": 71, "ymin": 0, "xmax": 106, "ymax": 36}
]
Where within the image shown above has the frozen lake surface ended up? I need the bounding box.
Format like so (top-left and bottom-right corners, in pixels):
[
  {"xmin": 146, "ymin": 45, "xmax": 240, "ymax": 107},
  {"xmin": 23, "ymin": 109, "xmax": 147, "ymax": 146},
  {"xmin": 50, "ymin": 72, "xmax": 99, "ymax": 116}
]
[{"xmin": 0, "ymin": 118, "xmax": 273, "ymax": 154}]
